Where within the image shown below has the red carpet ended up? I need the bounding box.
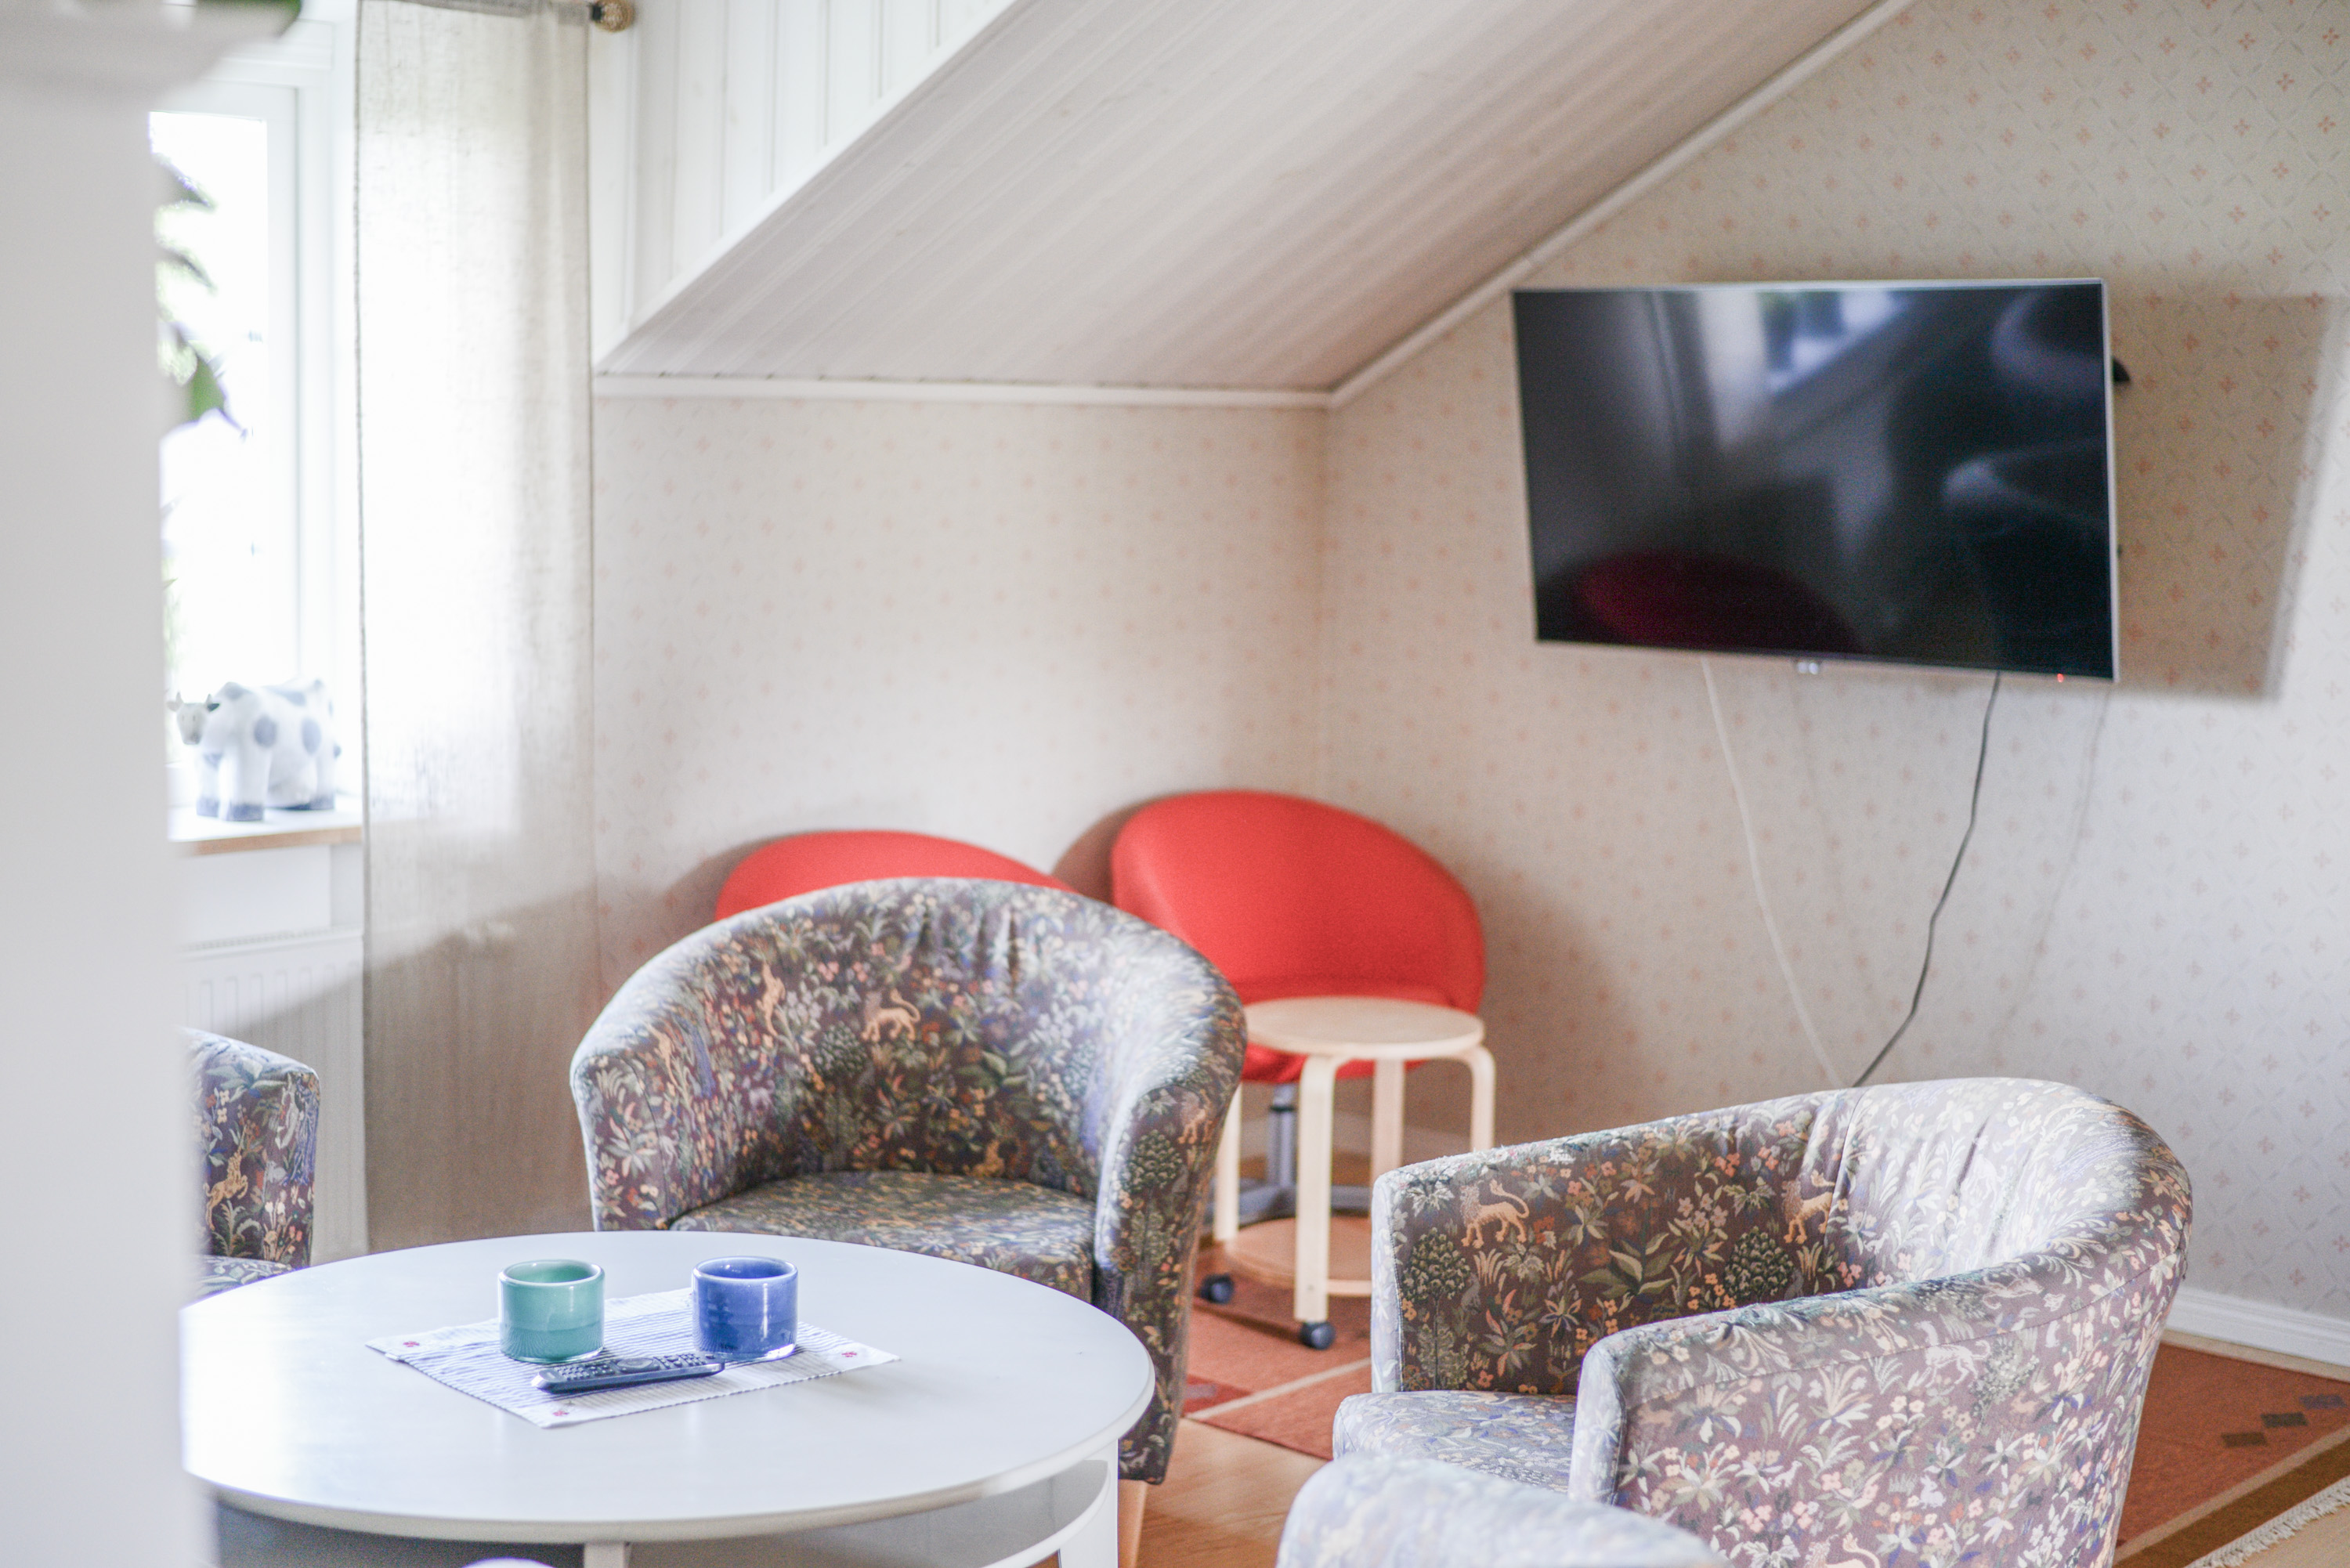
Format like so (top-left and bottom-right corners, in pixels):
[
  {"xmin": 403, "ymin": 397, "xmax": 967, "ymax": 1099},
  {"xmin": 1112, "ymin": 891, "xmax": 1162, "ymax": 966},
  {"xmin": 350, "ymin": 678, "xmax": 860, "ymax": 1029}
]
[{"xmin": 1182, "ymin": 1246, "xmax": 1372, "ymax": 1452}]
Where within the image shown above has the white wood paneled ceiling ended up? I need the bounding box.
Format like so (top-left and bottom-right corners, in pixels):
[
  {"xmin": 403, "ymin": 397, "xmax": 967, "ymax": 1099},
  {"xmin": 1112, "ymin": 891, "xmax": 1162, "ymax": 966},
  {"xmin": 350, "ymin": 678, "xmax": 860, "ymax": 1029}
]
[{"xmin": 595, "ymin": 0, "xmax": 1882, "ymax": 391}]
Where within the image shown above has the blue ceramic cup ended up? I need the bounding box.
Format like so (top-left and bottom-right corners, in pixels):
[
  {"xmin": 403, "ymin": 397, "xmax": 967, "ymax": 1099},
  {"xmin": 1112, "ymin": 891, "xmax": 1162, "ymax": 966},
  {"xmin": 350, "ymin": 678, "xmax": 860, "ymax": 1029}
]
[
  {"xmin": 499, "ymin": 1259, "xmax": 605, "ymax": 1363},
  {"xmin": 693, "ymin": 1255, "xmax": 798, "ymax": 1360}
]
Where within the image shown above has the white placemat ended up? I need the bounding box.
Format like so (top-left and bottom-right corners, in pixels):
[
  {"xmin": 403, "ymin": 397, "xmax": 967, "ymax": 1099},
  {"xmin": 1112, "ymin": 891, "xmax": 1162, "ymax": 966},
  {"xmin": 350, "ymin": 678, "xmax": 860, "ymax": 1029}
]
[{"xmin": 367, "ymin": 1288, "xmax": 898, "ymax": 1429}]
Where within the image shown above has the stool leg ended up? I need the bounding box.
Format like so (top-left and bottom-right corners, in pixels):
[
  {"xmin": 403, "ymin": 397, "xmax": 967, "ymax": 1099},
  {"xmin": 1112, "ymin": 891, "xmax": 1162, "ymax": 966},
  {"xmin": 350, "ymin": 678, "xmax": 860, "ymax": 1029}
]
[
  {"xmin": 1293, "ymin": 1056, "xmax": 1340, "ymax": 1337},
  {"xmin": 1370, "ymin": 1057, "xmax": 1405, "ymax": 1183},
  {"xmin": 1266, "ymin": 1082, "xmax": 1299, "ymax": 1190},
  {"xmin": 1213, "ymin": 1092, "xmax": 1242, "ymax": 1245},
  {"xmin": 1463, "ymin": 1043, "xmax": 1496, "ymax": 1151}
]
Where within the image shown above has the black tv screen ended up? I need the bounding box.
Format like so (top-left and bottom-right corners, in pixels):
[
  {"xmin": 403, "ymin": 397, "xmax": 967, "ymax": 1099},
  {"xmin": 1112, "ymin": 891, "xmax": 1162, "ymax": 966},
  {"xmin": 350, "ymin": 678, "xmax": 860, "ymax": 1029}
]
[{"xmin": 1513, "ymin": 280, "xmax": 2117, "ymax": 678}]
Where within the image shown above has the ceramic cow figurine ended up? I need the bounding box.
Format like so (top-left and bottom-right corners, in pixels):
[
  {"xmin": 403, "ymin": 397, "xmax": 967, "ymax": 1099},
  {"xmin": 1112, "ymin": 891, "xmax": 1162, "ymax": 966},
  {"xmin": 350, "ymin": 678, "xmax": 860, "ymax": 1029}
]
[{"xmin": 172, "ymin": 680, "xmax": 340, "ymax": 821}]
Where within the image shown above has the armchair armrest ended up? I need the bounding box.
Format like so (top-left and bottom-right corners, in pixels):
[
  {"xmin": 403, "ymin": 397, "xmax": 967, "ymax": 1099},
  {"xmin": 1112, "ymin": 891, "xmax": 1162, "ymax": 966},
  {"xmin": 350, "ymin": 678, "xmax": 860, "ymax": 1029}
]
[
  {"xmin": 1277, "ymin": 1456, "xmax": 1726, "ymax": 1568},
  {"xmin": 190, "ymin": 1030, "xmax": 319, "ymax": 1267},
  {"xmin": 1567, "ymin": 1244, "xmax": 2185, "ymax": 1559},
  {"xmin": 571, "ymin": 940, "xmax": 788, "ymax": 1229},
  {"xmin": 1083, "ymin": 938, "xmax": 1246, "ymax": 1483}
]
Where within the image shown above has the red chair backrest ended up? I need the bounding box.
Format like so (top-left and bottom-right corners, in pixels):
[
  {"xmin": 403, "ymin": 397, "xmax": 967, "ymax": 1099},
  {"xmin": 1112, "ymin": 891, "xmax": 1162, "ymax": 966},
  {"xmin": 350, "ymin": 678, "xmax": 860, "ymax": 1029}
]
[
  {"xmin": 1110, "ymin": 790, "xmax": 1484, "ymax": 1038},
  {"xmin": 714, "ymin": 830, "xmax": 1075, "ymax": 921}
]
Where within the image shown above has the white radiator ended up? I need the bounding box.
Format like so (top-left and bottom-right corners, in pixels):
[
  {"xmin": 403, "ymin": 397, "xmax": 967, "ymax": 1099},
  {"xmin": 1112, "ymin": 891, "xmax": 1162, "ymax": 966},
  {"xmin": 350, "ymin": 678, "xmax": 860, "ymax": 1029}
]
[{"xmin": 180, "ymin": 841, "xmax": 367, "ymax": 1263}]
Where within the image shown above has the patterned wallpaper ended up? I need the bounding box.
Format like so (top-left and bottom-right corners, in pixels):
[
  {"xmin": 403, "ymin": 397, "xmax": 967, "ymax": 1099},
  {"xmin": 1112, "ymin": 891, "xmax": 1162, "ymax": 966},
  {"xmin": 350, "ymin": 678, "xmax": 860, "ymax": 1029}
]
[
  {"xmin": 591, "ymin": 0, "xmax": 2344, "ymax": 1321},
  {"xmin": 590, "ymin": 396, "xmax": 1325, "ymax": 988},
  {"xmin": 1321, "ymin": 0, "xmax": 2348, "ymax": 1313}
]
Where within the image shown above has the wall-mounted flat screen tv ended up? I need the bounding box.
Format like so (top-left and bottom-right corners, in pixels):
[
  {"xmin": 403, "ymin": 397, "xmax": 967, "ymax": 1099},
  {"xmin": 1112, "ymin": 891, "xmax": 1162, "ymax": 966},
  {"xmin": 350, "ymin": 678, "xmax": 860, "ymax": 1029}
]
[{"xmin": 1513, "ymin": 280, "xmax": 2117, "ymax": 678}]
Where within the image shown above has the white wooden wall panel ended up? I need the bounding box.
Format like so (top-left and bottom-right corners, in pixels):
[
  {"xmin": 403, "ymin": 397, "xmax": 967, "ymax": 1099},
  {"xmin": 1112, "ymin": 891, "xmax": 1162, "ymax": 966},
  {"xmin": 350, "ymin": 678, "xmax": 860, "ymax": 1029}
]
[
  {"xmin": 881, "ymin": 0, "xmax": 938, "ymax": 92},
  {"xmin": 588, "ymin": 0, "xmax": 639, "ymax": 380},
  {"xmin": 624, "ymin": 2, "xmax": 678, "ymax": 328},
  {"xmin": 826, "ymin": 2, "xmax": 880, "ymax": 137},
  {"xmin": 774, "ymin": 0, "xmax": 826, "ymax": 186},
  {"xmin": 670, "ymin": 0, "xmax": 728, "ymax": 274},
  {"xmin": 589, "ymin": 0, "xmax": 1877, "ymax": 387},
  {"xmin": 721, "ymin": 0, "xmax": 775, "ymax": 226},
  {"xmin": 941, "ymin": 0, "xmax": 992, "ymax": 41},
  {"xmin": 592, "ymin": 0, "xmax": 1013, "ymax": 367}
]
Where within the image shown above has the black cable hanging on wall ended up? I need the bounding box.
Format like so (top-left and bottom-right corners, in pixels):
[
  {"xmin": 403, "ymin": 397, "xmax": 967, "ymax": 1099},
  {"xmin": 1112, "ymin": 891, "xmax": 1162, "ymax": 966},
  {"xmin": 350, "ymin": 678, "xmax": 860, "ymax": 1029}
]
[{"xmin": 1854, "ymin": 670, "xmax": 2002, "ymax": 1089}]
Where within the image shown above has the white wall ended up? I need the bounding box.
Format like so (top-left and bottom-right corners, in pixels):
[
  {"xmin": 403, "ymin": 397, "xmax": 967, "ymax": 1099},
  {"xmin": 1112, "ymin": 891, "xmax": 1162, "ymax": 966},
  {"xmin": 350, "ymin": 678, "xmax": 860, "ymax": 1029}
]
[
  {"xmin": 0, "ymin": 8, "xmax": 273, "ymax": 1562},
  {"xmin": 1319, "ymin": 0, "xmax": 2350, "ymax": 1319},
  {"xmin": 591, "ymin": 392, "xmax": 1326, "ymax": 984}
]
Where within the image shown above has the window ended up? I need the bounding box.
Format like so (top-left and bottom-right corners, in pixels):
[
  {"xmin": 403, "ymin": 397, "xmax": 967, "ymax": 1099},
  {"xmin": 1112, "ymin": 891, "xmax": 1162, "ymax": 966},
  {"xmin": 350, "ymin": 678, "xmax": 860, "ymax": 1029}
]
[
  {"xmin": 155, "ymin": 92, "xmax": 298, "ymax": 697},
  {"xmin": 153, "ymin": 3, "xmax": 357, "ymax": 804}
]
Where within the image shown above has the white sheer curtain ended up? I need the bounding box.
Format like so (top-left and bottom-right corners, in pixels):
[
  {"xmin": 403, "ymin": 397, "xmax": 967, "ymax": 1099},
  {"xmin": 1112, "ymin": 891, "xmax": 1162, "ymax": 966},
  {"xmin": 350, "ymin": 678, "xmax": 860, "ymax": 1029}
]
[{"xmin": 356, "ymin": 0, "xmax": 599, "ymax": 1248}]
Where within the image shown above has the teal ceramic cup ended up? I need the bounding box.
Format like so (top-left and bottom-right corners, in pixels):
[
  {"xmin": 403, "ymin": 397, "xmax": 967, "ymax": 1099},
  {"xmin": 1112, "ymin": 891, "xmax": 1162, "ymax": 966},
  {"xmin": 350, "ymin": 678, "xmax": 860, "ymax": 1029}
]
[{"xmin": 499, "ymin": 1259, "xmax": 605, "ymax": 1363}]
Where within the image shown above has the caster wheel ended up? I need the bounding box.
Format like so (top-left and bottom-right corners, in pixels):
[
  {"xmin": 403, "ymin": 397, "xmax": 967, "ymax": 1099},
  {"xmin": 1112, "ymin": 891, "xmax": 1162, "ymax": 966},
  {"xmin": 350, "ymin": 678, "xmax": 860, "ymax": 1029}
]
[
  {"xmin": 1298, "ymin": 1320, "xmax": 1336, "ymax": 1350},
  {"xmin": 1196, "ymin": 1273, "xmax": 1236, "ymax": 1305}
]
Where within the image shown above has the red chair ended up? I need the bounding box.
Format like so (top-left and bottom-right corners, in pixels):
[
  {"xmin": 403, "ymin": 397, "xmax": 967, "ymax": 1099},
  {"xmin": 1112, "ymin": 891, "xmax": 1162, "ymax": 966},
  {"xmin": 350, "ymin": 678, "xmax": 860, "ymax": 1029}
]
[
  {"xmin": 1110, "ymin": 791, "xmax": 1486, "ymax": 1342},
  {"xmin": 714, "ymin": 829, "xmax": 1074, "ymax": 921}
]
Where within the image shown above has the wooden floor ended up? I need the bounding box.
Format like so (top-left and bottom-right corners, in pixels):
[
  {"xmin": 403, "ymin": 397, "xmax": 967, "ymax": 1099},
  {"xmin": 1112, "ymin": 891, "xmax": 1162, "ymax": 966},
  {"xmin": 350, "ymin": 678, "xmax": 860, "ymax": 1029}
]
[
  {"xmin": 1138, "ymin": 1420, "xmax": 1321, "ymax": 1568},
  {"xmin": 2234, "ymin": 1502, "xmax": 2350, "ymax": 1568}
]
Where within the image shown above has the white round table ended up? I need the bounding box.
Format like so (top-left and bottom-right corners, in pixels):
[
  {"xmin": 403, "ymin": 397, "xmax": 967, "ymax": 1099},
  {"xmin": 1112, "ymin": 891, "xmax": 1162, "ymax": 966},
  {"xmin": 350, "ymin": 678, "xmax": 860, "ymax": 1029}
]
[
  {"xmin": 183, "ymin": 1231, "xmax": 1155, "ymax": 1568},
  {"xmin": 1214, "ymin": 997, "xmax": 1494, "ymax": 1346}
]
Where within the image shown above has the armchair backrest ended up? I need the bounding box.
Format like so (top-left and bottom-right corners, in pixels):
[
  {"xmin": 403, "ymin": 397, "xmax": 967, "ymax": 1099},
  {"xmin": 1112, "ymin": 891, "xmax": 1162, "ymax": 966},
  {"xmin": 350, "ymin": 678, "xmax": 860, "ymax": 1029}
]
[
  {"xmin": 1800, "ymin": 1077, "xmax": 2186, "ymax": 1292},
  {"xmin": 572, "ymin": 878, "xmax": 1245, "ymax": 1230},
  {"xmin": 1375, "ymin": 1078, "xmax": 2189, "ymax": 1396},
  {"xmin": 190, "ymin": 1029, "xmax": 320, "ymax": 1268},
  {"xmin": 1112, "ymin": 791, "xmax": 1483, "ymax": 1010},
  {"xmin": 1593, "ymin": 1077, "xmax": 2189, "ymax": 1317}
]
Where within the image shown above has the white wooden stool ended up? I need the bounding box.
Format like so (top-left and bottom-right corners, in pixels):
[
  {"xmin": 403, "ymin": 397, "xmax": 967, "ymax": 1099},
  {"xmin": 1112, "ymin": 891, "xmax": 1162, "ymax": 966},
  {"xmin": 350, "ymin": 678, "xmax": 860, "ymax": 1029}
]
[{"xmin": 1211, "ymin": 996, "xmax": 1494, "ymax": 1348}]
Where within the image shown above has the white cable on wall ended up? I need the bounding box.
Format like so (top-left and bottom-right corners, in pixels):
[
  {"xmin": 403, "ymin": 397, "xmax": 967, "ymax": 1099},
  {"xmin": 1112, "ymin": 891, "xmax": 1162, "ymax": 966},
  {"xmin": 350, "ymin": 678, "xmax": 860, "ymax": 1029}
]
[{"xmin": 1701, "ymin": 656, "xmax": 1842, "ymax": 1089}]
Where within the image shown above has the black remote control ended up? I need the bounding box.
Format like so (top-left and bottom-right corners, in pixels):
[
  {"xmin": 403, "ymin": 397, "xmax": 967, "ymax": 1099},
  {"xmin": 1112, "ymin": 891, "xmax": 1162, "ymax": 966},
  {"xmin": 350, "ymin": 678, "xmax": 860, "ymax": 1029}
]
[{"xmin": 533, "ymin": 1353, "xmax": 725, "ymax": 1393}]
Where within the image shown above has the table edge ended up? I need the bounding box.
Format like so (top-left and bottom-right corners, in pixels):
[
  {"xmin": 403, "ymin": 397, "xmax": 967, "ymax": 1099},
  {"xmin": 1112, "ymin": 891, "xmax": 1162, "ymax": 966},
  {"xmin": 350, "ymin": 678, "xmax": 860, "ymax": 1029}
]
[{"xmin": 205, "ymin": 1389, "xmax": 1145, "ymax": 1544}]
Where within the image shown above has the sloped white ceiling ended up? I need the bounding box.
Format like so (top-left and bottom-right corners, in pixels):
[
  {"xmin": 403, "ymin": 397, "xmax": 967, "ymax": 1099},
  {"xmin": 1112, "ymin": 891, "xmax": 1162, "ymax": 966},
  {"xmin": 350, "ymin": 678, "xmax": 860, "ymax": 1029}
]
[{"xmin": 598, "ymin": 0, "xmax": 1880, "ymax": 390}]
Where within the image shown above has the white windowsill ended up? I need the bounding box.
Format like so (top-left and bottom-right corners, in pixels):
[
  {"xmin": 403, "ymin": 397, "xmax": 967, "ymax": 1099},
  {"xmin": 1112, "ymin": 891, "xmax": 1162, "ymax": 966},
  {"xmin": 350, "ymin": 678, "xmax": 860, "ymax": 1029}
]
[{"xmin": 170, "ymin": 796, "xmax": 363, "ymax": 856}]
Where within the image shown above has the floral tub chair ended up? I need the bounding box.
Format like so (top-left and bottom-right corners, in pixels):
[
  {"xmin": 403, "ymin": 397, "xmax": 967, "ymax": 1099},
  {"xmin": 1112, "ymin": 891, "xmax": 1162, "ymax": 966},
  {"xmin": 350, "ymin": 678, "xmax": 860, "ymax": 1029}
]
[
  {"xmin": 1336, "ymin": 1078, "xmax": 2190, "ymax": 1568},
  {"xmin": 569, "ymin": 878, "xmax": 1246, "ymax": 1484},
  {"xmin": 191, "ymin": 1029, "xmax": 320, "ymax": 1299}
]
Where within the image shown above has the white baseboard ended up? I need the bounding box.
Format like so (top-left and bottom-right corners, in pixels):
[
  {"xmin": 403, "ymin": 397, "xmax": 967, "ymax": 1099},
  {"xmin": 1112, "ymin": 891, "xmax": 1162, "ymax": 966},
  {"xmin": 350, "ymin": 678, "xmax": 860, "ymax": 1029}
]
[{"xmin": 2168, "ymin": 1286, "xmax": 2350, "ymax": 1371}]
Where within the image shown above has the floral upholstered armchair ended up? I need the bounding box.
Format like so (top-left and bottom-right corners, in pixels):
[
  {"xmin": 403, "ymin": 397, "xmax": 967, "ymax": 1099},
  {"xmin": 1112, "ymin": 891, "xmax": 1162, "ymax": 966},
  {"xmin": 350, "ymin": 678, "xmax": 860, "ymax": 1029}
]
[
  {"xmin": 569, "ymin": 879, "xmax": 1246, "ymax": 1485},
  {"xmin": 1278, "ymin": 1455, "xmax": 1726, "ymax": 1568},
  {"xmin": 191, "ymin": 1029, "xmax": 320, "ymax": 1299},
  {"xmin": 1337, "ymin": 1078, "xmax": 2190, "ymax": 1568}
]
